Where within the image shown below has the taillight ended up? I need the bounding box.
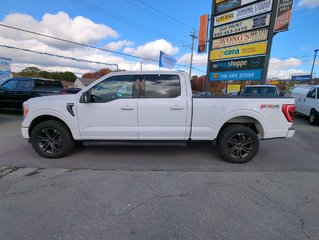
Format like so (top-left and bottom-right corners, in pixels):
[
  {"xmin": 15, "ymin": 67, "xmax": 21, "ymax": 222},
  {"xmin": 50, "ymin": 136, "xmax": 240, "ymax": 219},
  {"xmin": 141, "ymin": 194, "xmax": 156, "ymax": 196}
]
[{"xmin": 282, "ymin": 104, "xmax": 295, "ymax": 122}]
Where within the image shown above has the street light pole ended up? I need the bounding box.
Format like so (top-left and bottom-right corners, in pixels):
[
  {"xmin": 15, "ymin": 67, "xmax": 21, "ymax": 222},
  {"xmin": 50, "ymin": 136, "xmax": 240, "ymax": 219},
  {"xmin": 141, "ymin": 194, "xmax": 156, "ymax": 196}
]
[{"xmin": 310, "ymin": 49, "xmax": 318, "ymax": 84}]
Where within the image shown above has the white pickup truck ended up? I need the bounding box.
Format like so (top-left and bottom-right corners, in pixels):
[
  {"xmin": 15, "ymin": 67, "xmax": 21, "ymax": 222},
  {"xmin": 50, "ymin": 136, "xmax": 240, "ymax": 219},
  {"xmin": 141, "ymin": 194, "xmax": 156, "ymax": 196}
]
[{"xmin": 21, "ymin": 71, "xmax": 295, "ymax": 163}]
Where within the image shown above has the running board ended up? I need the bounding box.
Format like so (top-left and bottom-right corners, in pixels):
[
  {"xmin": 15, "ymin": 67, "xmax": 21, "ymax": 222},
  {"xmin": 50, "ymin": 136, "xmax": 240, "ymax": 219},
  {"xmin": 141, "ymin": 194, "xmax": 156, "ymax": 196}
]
[{"xmin": 83, "ymin": 140, "xmax": 188, "ymax": 147}]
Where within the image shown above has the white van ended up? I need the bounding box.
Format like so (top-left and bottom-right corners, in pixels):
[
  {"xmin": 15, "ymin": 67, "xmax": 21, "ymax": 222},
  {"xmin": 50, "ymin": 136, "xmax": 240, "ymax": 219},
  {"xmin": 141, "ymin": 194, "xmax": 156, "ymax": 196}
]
[{"xmin": 291, "ymin": 85, "xmax": 319, "ymax": 125}]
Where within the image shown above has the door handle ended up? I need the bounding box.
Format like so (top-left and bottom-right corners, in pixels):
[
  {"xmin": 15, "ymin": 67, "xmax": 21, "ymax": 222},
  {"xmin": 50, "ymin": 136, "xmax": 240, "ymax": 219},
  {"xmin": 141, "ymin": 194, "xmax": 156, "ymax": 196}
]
[
  {"xmin": 121, "ymin": 106, "xmax": 134, "ymax": 110},
  {"xmin": 170, "ymin": 105, "xmax": 184, "ymax": 110}
]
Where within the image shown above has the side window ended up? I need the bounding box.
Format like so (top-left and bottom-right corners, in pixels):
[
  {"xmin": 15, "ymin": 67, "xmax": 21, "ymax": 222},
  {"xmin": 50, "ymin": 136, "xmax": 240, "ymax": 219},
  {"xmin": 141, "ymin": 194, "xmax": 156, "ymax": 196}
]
[
  {"xmin": 2, "ymin": 79, "xmax": 17, "ymax": 90},
  {"xmin": 317, "ymin": 88, "xmax": 319, "ymax": 99},
  {"xmin": 141, "ymin": 74, "xmax": 181, "ymax": 98},
  {"xmin": 33, "ymin": 79, "xmax": 62, "ymax": 89},
  {"xmin": 16, "ymin": 80, "xmax": 30, "ymax": 90},
  {"xmin": 90, "ymin": 75, "xmax": 137, "ymax": 103},
  {"xmin": 307, "ymin": 88, "xmax": 316, "ymax": 99}
]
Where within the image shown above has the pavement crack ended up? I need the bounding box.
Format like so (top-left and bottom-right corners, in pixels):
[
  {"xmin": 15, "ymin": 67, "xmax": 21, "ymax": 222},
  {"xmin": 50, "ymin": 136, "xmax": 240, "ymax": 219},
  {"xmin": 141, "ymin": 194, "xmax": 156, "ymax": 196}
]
[
  {"xmin": 0, "ymin": 167, "xmax": 19, "ymax": 179},
  {"xmin": 243, "ymin": 181, "xmax": 311, "ymax": 240},
  {"xmin": 25, "ymin": 168, "xmax": 41, "ymax": 177}
]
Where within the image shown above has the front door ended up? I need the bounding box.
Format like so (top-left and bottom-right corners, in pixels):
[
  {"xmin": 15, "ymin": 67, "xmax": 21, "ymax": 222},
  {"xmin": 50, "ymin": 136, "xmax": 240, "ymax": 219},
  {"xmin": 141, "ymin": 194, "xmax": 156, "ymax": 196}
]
[
  {"xmin": 0, "ymin": 78, "xmax": 30, "ymax": 109},
  {"xmin": 77, "ymin": 75, "xmax": 139, "ymax": 140}
]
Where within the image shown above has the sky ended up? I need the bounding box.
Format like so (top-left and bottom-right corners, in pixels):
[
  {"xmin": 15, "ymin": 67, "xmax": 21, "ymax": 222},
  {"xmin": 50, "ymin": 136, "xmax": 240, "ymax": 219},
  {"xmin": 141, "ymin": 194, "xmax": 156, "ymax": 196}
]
[{"xmin": 0, "ymin": 0, "xmax": 318, "ymax": 79}]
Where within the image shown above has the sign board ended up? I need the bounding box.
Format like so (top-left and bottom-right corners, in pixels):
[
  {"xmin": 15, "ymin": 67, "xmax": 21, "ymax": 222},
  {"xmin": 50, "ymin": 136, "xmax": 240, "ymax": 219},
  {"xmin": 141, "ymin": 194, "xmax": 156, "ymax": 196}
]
[
  {"xmin": 210, "ymin": 69, "xmax": 263, "ymax": 81},
  {"xmin": 290, "ymin": 75, "xmax": 311, "ymax": 82},
  {"xmin": 211, "ymin": 56, "xmax": 265, "ymax": 71},
  {"xmin": 227, "ymin": 84, "xmax": 241, "ymax": 93},
  {"xmin": 214, "ymin": 0, "xmax": 273, "ymax": 26},
  {"xmin": 269, "ymin": 80, "xmax": 280, "ymax": 85},
  {"xmin": 198, "ymin": 14, "xmax": 209, "ymax": 53},
  {"xmin": 212, "ymin": 28, "xmax": 268, "ymax": 49},
  {"xmin": 274, "ymin": 0, "xmax": 294, "ymax": 32},
  {"xmin": 213, "ymin": 13, "xmax": 271, "ymax": 38},
  {"xmin": 210, "ymin": 41, "xmax": 268, "ymax": 60},
  {"xmin": 0, "ymin": 57, "xmax": 12, "ymax": 84},
  {"xmin": 159, "ymin": 51, "xmax": 177, "ymax": 69},
  {"xmin": 216, "ymin": 0, "xmax": 259, "ymax": 14}
]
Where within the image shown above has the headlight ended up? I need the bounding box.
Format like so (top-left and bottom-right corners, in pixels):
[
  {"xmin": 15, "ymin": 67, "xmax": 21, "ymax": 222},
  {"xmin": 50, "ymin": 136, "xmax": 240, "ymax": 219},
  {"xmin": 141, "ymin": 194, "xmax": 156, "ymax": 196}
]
[{"xmin": 23, "ymin": 105, "xmax": 29, "ymax": 119}]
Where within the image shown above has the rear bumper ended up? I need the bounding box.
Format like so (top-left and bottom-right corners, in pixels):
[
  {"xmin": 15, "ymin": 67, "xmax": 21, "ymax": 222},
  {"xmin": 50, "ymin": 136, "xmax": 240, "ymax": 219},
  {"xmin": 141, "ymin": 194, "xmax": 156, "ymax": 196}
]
[
  {"xmin": 21, "ymin": 127, "xmax": 30, "ymax": 139},
  {"xmin": 286, "ymin": 127, "xmax": 295, "ymax": 138}
]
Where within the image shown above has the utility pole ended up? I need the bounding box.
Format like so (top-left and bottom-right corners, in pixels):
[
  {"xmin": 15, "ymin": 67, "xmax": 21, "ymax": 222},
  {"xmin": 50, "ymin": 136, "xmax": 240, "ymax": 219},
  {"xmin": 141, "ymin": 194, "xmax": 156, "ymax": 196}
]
[
  {"xmin": 189, "ymin": 29, "xmax": 197, "ymax": 79},
  {"xmin": 310, "ymin": 49, "xmax": 318, "ymax": 84}
]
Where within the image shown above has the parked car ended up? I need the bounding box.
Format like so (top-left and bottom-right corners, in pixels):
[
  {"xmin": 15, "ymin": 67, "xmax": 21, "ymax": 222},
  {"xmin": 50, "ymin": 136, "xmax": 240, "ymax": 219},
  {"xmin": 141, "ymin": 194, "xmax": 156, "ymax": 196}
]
[
  {"xmin": 21, "ymin": 71, "xmax": 295, "ymax": 163},
  {"xmin": 291, "ymin": 85, "xmax": 319, "ymax": 125},
  {"xmin": 240, "ymin": 85, "xmax": 280, "ymax": 97},
  {"xmin": 62, "ymin": 88, "xmax": 82, "ymax": 94},
  {"xmin": 0, "ymin": 77, "xmax": 75, "ymax": 110}
]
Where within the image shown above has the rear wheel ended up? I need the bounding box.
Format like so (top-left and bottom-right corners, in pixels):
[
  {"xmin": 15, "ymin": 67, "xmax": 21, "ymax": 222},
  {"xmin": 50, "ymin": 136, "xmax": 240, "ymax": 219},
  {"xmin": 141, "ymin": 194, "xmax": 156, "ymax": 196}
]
[
  {"xmin": 217, "ymin": 125, "xmax": 259, "ymax": 164},
  {"xmin": 31, "ymin": 120, "xmax": 75, "ymax": 158},
  {"xmin": 309, "ymin": 109, "xmax": 319, "ymax": 125}
]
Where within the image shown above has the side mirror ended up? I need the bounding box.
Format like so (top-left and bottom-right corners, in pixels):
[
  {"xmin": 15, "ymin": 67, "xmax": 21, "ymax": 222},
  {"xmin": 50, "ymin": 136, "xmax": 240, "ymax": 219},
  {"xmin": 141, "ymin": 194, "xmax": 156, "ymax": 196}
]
[{"xmin": 80, "ymin": 91, "xmax": 91, "ymax": 103}]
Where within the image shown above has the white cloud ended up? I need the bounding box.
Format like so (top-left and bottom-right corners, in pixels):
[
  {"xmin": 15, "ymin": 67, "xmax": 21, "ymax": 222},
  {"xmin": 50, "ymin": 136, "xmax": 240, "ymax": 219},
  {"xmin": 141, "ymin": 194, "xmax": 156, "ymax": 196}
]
[
  {"xmin": 1, "ymin": 12, "xmax": 118, "ymax": 50},
  {"xmin": 178, "ymin": 53, "xmax": 207, "ymax": 66},
  {"xmin": 105, "ymin": 40, "xmax": 134, "ymax": 51},
  {"xmin": 124, "ymin": 39, "xmax": 179, "ymax": 59},
  {"xmin": 298, "ymin": 0, "xmax": 319, "ymax": 8},
  {"xmin": 267, "ymin": 58, "xmax": 308, "ymax": 79},
  {"xmin": 0, "ymin": 12, "xmax": 185, "ymax": 75}
]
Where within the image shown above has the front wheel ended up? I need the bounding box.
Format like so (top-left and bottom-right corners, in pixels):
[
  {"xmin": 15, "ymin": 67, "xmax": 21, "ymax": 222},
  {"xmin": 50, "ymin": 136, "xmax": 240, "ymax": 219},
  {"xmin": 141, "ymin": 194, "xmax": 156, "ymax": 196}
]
[
  {"xmin": 31, "ymin": 120, "xmax": 75, "ymax": 158},
  {"xmin": 309, "ymin": 109, "xmax": 319, "ymax": 125},
  {"xmin": 217, "ymin": 125, "xmax": 259, "ymax": 164}
]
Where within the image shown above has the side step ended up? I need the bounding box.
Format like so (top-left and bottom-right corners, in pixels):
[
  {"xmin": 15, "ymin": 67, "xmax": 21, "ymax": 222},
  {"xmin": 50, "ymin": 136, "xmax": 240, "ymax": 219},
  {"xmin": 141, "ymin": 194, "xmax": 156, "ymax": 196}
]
[{"xmin": 83, "ymin": 140, "xmax": 188, "ymax": 147}]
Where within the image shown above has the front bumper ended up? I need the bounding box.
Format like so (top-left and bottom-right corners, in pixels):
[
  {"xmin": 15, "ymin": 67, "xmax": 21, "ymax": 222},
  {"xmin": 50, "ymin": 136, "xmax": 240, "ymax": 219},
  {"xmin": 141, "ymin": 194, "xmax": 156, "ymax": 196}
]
[{"xmin": 21, "ymin": 127, "xmax": 30, "ymax": 139}]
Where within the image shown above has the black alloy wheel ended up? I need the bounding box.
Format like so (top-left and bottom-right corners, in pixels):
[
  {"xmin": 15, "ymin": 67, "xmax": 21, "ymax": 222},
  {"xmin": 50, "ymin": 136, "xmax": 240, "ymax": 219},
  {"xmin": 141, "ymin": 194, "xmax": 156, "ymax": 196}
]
[
  {"xmin": 217, "ymin": 125, "xmax": 259, "ymax": 164},
  {"xmin": 31, "ymin": 120, "xmax": 75, "ymax": 158}
]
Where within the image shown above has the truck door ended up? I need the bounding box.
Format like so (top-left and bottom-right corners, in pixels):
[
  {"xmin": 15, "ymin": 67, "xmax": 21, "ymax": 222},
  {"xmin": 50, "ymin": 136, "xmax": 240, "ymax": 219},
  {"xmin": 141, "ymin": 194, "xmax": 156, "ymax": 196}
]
[
  {"xmin": 77, "ymin": 75, "xmax": 139, "ymax": 140},
  {"xmin": 304, "ymin": 87, "xmax": 316, "ymax": 115},
  {"xmin": 137, "ymin": 74, "xmax": 188, "ymax": 140},
  {"xmin": 0, "ymin": 78, "xmax": 30, "ymax": 109}
]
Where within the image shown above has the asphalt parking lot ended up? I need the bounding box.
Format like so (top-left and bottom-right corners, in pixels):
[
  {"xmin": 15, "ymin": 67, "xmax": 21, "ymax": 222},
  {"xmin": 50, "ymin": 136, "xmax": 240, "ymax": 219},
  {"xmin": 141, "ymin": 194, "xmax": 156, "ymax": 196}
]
[{"xmin": 1, "ymin": 111, "xmax": 319, "ymax": 240}]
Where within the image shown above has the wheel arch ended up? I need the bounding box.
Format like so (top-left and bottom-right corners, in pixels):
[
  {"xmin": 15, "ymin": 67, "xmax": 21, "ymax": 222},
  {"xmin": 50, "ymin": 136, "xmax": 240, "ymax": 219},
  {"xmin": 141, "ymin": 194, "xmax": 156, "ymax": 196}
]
[
  {"xmin": 29, "ymin": 115, "xmax": 73, "ymax": 139},
  {"xmin": 217, "ymin": 116, "xmax": 264, "ymax": 140}
]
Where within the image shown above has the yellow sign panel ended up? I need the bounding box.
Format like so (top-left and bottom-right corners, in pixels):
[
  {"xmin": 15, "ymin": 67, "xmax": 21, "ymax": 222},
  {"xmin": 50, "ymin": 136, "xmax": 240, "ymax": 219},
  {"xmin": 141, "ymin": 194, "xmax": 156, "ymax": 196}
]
[
  {"xmin": 216, "ymin": 0, "xmax": 227, "ymax": 3},
  {"xmin": 269, "ymin": 80, "xmax": 280, "ymax": 85},
  {"xmin": 210, "ymin": 41, "xmax": 268, "ymax": 61},
  {"xmin": 227, "ymin": 84, "xmax": 241, "ymax": 93}
]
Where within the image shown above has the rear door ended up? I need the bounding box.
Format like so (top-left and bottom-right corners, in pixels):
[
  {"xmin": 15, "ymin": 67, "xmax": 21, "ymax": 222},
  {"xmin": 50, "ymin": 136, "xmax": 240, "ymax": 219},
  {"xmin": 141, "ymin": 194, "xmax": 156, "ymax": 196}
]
[{"xmin": 137, "ymin": 74, "xmax": 188, "ymax": 140}]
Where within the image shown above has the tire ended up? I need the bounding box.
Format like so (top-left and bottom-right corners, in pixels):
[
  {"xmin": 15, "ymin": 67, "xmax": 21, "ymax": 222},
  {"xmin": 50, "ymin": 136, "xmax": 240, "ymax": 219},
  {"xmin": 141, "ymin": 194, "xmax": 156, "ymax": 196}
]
[
  {"xmin": 31, "ymin": 120, "xmax": 75, "ymax": 158},
  {"xmin": 309, "ymin": 109, "xmax": 319, "ymax": 125},
  {"xmin": 217, "ymin": 124, "xmax": 259, "ymax": 164}
]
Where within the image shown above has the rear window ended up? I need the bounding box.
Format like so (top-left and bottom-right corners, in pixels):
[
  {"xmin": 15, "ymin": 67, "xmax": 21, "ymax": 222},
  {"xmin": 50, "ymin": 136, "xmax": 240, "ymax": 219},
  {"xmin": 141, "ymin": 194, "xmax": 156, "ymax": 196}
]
[
  {"xmin": 242, "ymin": 87, "xmax": 277, "ymax": 96},
  {"xmin": 141, "ymin": 74, "xmax": 181, "ymax": 98},
  {"xmin": 33, "ymin": 79, "xmax": 63, "ymax": 89}
]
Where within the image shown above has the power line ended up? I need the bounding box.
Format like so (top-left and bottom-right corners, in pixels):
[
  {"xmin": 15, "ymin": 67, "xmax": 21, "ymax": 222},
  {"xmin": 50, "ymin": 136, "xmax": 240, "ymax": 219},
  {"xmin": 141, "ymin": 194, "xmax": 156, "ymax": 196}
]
[
  {"xmin": 0, "ymin": 44, "xmax": 119, "ymax": 70},
  {"xmin": 0, "ymin": 23, "xmax": 158, "ymax": 63},
  {"xmin": 0, "ymin": 23, "xmax": 205, "ymax": 72},
  {"xmin": 68, "ymin": 0, "xmax": 186, "ymax": 44},
  {"xmin": 125, "ymin": 0, "xmax": 194, "ymax": 31}
]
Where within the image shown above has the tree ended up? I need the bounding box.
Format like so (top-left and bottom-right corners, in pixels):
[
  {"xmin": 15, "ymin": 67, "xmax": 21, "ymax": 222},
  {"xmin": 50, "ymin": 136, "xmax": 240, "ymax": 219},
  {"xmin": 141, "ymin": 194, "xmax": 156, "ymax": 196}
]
[
  {"xmin": 20, "ymin": 67, "xmax": 41, "ymax": 77},
  {"xmin": 191, "ymin": 75, "xmax": 206, "ymax": 91},
  {"xmin": 82, "ymin": 68, "xmax": 112, "ymax": 79},
  {"xmin": 17, "ymin": 67, "xmax": 77, "ymax": 82}
]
